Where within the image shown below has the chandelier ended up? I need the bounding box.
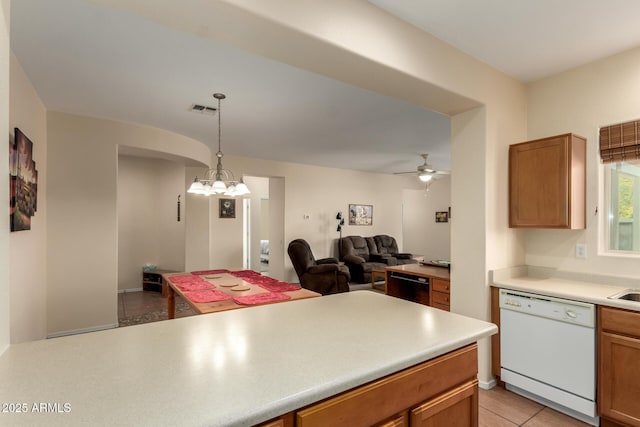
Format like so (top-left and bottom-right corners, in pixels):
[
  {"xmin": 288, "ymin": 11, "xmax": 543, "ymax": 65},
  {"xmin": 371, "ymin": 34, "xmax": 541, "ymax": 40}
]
[{"xmin": 187, "ymin": 93, "xmax": 250, "ymax": 197}]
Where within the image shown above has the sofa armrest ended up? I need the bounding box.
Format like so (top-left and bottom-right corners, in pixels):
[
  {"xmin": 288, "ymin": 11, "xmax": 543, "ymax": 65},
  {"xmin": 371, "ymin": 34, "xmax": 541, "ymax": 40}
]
[
  {"xmin": 370, "ymin": 253, "xmax": 393, "ymax": 262},
  {"xmin": 317, "ymin": 257, "xmax": 339, "ymax": 265},
  {"xmin": 343, "ymin": 254, "xmax": 366, "ymax": 264},
  {"xmin": 393, "ymin": 253, "xmax": 413, "ymax": 260},
  {"xmin": 308, "ymin": 264, "xmax": 338, "ymax": 274}
]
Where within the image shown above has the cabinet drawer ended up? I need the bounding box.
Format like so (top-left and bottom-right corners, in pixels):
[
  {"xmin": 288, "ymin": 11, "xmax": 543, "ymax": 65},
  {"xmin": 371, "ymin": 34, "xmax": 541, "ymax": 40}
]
[
  {"xmin": 431, "ymin": 302, "xmax": 450, "ymax": 312},
  {"xmin": 410, "ymin": 380, "xmax": 477, "ymax": 427},
  {"xmin": 432, "ymin": 279, "xmax": 450, "ymax": 293},
  {"xmin": 431, "ymin": 291, "xmax": 450, "ymax": 306},
  {"xmin": 600, "ymin": 306, "xmax": 640, "ymax": 338},
  {"xmin": 296, "ymin": 344, "xmax": 477, "ymax": 427}
]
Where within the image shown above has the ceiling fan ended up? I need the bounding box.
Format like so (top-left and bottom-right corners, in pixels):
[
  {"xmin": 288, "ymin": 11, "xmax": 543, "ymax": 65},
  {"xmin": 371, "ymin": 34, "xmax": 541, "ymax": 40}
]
[{"xmin": 394, "ymin": 154, "xmax": 450, "ymax": 182}]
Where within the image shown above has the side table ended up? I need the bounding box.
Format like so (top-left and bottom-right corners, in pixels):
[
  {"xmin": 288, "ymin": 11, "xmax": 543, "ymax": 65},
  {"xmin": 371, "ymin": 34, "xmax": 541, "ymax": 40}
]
[{"xmin": 371, "ymin": 269, "xmax": 386, "ymax": 292}]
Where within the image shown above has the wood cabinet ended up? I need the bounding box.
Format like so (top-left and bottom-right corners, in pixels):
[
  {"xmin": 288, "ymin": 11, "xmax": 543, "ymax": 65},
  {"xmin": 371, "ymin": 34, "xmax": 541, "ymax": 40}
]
[
  {"xmin": 295, "ymin": 344, "xmax": 478, "ymax": 427},
  {"xmin": 598, "ymin": 306, "xmax": 640, "ymax": 427},
  {"xmin": 430, "ymin": 278, "xmax": 451, "ymax": 311},
  {"xmin": 509, "ymin": 133, "xmax": 586, "ymax": 229},
  {"xmin": 385, "ymin": 264, "xmax": 451, "ymax": 312}
]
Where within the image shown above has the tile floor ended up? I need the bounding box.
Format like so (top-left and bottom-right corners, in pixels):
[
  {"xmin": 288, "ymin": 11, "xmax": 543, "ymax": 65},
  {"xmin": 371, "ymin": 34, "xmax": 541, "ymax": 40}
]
[
  {"xmin": 479, "ymin": 381, "xmax": 589, "ymax": 427},
  {"xmin": 118, "ymin": 290, "xmax": 195, "ymax": 326},
  {"xmin": 118, "ymin": 290, "xmax": 590, "ymax": 427}
]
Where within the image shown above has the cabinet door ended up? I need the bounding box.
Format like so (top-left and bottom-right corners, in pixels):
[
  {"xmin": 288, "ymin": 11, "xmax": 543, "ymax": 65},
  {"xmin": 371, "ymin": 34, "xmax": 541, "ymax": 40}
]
[
  {"xmin": 509, "ymin": 134, "xmax": 585, "ymax": 229},
  {"xmin": 599, "ymin": 332, "xmax": 640, "ymax": 426},
  {"xmin": 410, "ymin": 380, "xmax": 478, "ymax": 427},
  {"xmin": 430, "ymin": 292, "xmax": 450, "ymax": 311}
]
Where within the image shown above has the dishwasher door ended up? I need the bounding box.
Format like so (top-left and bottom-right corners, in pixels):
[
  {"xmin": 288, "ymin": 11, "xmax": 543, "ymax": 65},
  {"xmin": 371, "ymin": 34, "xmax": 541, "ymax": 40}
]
[{"xmin": 500, "ymin": 308, "xmax": 596, "ymax": 400}]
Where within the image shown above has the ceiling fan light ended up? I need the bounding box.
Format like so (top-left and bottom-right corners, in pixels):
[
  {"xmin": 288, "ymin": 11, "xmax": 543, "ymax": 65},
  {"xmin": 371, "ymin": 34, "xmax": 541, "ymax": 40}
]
[{"xmin": 419, "ymin": 173, "xmax": 433, "ymax": 182}]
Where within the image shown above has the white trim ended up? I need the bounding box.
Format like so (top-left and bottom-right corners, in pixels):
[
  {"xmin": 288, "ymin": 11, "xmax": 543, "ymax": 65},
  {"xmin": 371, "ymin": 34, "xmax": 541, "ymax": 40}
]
[
  {"xmin": 117, "ymin": 287, "xmax": 143, "ymax": 294},
  {"xmin": 478, "ymin": 377, "xmax": 497, "ymax": 390},
  {"xmin": 47, "ymin": 323, "xmax": 118, "ymax": 339}
]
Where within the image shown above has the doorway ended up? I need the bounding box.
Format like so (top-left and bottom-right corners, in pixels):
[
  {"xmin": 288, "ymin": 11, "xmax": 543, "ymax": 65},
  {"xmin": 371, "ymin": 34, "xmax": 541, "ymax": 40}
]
[{"xmin": 240, "ymin": 176, "xmax": 285, "ymax": 278}]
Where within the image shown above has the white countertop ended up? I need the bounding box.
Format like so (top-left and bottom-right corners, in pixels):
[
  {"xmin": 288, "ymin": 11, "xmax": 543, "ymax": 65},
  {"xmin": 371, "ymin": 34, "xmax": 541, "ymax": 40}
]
[
  {"xmin": 492, "ymin": 267, "xmax": 640, "ymax": 312},
  {"xmin": 0, "ymin": 291, "xmax": 497, "ymax": 426}
]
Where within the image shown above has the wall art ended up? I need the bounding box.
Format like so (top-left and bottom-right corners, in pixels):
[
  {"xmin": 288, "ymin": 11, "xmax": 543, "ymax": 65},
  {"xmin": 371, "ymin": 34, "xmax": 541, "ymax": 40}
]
[
  {"xmin": 219, "ymin": 198, "xmax": 236, "ymax": 219},
  {"xmin": 348, "ymin": 204, "xmax": 373, "ymax": 226},
  {"xmin": 10, "ymin": 128, "xmax": 38, "ymax": 231}
]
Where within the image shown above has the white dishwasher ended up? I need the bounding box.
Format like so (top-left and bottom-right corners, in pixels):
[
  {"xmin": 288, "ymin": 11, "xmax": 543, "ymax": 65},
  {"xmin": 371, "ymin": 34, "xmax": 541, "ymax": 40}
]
[{"xmin": 499, "ymin": 289, "xmax": 598, "ymax": 426}]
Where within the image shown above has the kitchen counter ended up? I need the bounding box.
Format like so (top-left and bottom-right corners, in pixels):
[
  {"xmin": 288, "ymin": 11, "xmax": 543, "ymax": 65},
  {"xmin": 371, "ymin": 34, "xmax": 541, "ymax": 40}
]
[
  {"xmin": 491, "ymin": 265, "xmax": 640, "ymax": 312},
  {"xmin": 0, "ymin": 291, "xmax": 496, "ymax": 426}
]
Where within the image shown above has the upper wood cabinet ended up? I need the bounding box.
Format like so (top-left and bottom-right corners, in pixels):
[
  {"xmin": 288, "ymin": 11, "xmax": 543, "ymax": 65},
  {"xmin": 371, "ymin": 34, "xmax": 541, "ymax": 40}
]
[{"xmin": 509, "ymin": 133, "xmax": 586, "ymax": 229}]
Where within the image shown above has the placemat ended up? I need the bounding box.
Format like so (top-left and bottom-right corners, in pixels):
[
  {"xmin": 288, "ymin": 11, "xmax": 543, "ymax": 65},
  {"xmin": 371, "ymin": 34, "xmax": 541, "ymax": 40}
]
[
  {"xmin": 175, "ymin": 282, "xmax": 216, "ymax": 292},
  {"xmin": 234, "ymin": 292, "xmax": 291, "ymax": 305},
  {"xmin": 256, "ymin": 282, "xmax": 301, "ymax": 292},
  {"xmin": 184, "ymin": 290, "xmax": 232, "ymax": 303},
  {"xmin": 191, "ymin": 269, "xmax": 230, "ymax": 276},
  {"xmin": 230, "ymin": 270, "xmax": 261, "ymax": 278},
  {"xmin": 169, "ymin": 274, "xmax": 204, "ymax": 284}
]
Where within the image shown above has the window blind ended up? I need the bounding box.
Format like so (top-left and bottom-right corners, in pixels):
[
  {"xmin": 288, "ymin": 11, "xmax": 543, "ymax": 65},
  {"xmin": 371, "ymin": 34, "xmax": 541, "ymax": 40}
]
[{"xmin": 599, "ymin": 119, "xmax": 640, "ymax": 163}]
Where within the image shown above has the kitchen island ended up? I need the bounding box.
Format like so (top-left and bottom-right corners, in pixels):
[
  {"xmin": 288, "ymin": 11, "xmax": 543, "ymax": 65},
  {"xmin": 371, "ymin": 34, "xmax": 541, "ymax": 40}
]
[{"xmin": 0, "ymin": 291, "xmax": 496, "ymax": 426}]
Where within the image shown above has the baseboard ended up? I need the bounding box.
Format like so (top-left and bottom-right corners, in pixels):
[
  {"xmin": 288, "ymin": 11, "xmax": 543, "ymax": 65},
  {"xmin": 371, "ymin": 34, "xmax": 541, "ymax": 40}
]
[
  {"xmin": 47, "ymin": 323, "xmax": 118, "ymax": 339},
  {"xmin": 117, "ymin": 287, "xmax": 143, "ymax": 294},
  {"xmin": 478, "ymin": 377, "xmax": 497, "ymax": 390}
]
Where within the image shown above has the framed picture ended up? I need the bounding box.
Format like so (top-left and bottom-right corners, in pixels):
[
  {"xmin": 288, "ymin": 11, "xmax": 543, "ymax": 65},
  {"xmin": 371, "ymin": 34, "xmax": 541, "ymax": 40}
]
[
  {"xmin": 435, "ymin": 211, "xmax": 449, "ymax": 223},
  {"xmin": 348, "ymin": 204, "xmax": 373, "ymax": 226},
  {"xmin": 219, "ymin": 198, "xmax": 236, "ymax": 219},
  {"xmin": 10, "ymin": 128, "xmax": 38, "ymax": 232}
]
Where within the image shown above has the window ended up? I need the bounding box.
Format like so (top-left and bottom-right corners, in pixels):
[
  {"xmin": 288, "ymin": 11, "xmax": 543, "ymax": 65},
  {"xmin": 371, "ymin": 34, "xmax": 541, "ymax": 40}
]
[
  {"xmin": 600, "ymin": 119, "xmax": 640, "ymax": 253},
  {"xmin": 605, "ymin": 161, "xmax": 640, "ymax": 252}
]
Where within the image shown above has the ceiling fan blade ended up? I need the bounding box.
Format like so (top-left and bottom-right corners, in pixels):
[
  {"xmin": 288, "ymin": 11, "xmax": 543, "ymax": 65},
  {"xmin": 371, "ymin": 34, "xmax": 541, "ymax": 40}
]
[
  {"xmin": 435, "ymin": 170, "xmax": 450, "ymax": 175},
  {"xmin": 393, "ymin": 171, "xmax": 417, "ymax": 175}
]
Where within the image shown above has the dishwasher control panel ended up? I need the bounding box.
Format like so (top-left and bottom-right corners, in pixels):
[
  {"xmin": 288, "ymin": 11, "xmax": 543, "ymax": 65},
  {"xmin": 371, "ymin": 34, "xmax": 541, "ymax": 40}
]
[{"xmin": 500, "ymin": 289, "xmax": 595, "ymax": 327}]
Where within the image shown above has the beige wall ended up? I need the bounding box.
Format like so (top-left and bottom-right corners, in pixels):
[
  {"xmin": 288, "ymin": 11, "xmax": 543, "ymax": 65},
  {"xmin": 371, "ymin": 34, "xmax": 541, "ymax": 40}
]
[
  {"xmin": 117, "ymin": 155, "xmax": 186, "ymax": 291},
  {"xmin": 402, "ymin": 177, "xmax": 451, "ymax": 261},
  {"xmin": 9, "ymin": 52, "xmax": 47, "ymax": 343},
  {"xmin": 0, "ymin": 0, "xmax": 10, "ymax": 354},
  {"xmin": 46, "ymin": 112, "xmax": 209, "ymax": 336},
  {"xmin": 204, "ymin": 155, "xmax": 424, "ymax": 283},
  {"xmin": 526, "ymin": 47, "xmax": 640, "ymax": 279}
]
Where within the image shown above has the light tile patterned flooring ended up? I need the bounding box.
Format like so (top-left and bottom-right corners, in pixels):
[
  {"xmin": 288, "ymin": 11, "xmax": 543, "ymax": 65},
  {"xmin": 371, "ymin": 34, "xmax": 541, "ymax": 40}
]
[
  {"xmin": 480, "ymin": 385, "xmax": 589, "ymax": 427},
  {"xmin": 119, "ymin": 291, "xmax": 590, "ymax": 426}
]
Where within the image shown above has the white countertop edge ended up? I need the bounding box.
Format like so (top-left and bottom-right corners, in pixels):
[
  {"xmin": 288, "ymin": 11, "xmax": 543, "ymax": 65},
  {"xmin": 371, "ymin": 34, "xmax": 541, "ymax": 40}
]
[
  {"xmin": 491, "ymin": 267, "xmax": 640, "ymax": 312},
  {"xmin": 241, "ymin": 323, "xmax": 497, "ymax": 426}
]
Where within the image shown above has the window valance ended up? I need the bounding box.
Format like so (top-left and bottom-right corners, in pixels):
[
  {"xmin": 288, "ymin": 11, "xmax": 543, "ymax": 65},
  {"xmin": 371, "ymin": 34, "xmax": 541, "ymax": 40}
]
[{"xmin": 600, "ymin": 119, "xmax": 640, "ymax": 163}]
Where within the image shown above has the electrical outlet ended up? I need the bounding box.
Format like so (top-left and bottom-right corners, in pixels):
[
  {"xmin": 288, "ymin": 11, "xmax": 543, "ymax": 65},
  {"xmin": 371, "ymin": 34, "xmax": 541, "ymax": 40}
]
[{"xmin": 575, "ymin": 243, "xmax": 587, "ymax": 259}]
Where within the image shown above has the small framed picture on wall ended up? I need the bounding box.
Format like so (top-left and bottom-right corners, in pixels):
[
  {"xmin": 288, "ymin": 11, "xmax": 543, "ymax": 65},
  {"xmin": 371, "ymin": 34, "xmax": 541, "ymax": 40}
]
[
  {"xmin": 219, "ymin": 198, "xmax": 236, "ymax": 219},
  {"xmin": 435, "ymin": 211, "xmax": 449, "ymax": 223}
]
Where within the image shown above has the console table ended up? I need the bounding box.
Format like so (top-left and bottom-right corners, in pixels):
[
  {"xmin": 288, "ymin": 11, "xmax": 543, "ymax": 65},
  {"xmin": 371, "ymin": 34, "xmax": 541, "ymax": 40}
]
[{"xmin": 385, "ymin": 263, "xmax": 451, "ymax": 311}]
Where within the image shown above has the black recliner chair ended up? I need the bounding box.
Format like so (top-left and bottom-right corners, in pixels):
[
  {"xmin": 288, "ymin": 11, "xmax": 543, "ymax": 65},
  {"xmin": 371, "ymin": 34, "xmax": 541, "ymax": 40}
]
[{"xmin": 287, "ymin": 239, "xmax": 350, "ymax": 295}]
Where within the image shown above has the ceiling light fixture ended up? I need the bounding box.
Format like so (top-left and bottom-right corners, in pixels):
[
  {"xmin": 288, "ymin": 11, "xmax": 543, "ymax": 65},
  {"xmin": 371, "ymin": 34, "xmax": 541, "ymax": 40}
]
[
  {"xmin": 187, "ymin": 93, "xmax": 250, "ymax": 197},
  {"xmin": 418, "ymin": 171, "xmax": 433, "ymax": 182}
]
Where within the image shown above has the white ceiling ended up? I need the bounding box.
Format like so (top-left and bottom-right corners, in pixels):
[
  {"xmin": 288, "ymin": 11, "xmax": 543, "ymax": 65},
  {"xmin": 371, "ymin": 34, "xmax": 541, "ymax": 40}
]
[
  {"xmin": 370, "ymin": 0, "xmax": 640, "ymax": 82},
  {"xmin": 10, "ymin": 1, "xmax": 640, "ymax": 175}
]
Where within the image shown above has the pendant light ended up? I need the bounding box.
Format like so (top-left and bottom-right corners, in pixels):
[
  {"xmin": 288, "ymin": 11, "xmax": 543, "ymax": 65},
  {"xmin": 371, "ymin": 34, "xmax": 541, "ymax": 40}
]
[{"xmin": 187, "ymin": 93, "xmax": 250, "ymax": 197}]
